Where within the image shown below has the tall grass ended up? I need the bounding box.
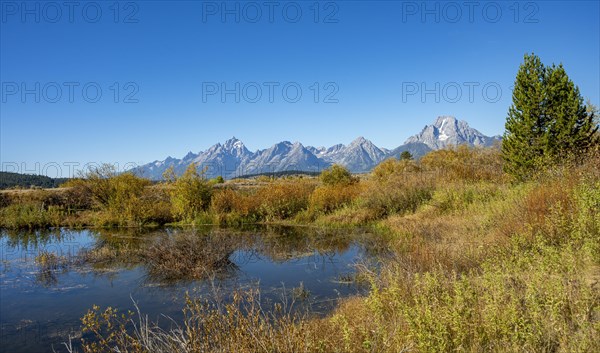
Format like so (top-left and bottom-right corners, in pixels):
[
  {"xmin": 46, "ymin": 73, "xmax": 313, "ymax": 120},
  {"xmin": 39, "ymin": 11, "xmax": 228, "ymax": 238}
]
[{"xmin": 70, "ymin": 149, "xmax": 600, "ymax": 352}]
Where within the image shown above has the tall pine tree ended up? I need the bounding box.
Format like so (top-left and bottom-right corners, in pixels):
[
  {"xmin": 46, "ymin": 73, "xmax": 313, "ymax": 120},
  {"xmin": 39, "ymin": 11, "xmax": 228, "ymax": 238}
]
[
  {"xmin": 544, "ymin": 64, "xmax": 598, "ymax": 160},
  {"xmin": 502, "ymin": 53, "xmax": 547, "ymax": 180},
  {"xmin": 502, "ymin": 53, "xmax": 598, "ymax": 180}
]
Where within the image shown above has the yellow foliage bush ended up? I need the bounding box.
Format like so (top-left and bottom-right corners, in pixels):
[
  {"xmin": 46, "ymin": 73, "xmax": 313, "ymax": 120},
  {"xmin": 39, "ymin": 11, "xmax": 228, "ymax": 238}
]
[
  {"xmin": 309, "ymin": 183, "xmax": 362, "ymax": 213},
  {"xmin": 371, "ymin": 158, "xmax": 420, "ymax": 182},
  {"xmin": 255, "ymin": 180, "xmax": 316, "ymax": 220},
  {"xmin": 420, "ymin": 145, "xmax": 504, "ymax": 182}
]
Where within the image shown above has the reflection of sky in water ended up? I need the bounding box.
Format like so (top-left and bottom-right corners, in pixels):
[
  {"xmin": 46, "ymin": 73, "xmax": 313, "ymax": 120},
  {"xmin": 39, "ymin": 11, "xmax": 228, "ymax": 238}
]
[{"xmin": 0, "ymin": 227, "xmax": 374, "ymax": 353}]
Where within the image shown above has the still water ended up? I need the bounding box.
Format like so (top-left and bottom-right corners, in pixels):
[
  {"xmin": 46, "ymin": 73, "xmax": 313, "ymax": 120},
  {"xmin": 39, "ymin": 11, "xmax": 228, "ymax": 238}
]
[{"xmin": 0, "ymin": 226, "xmax": 382, "ymax": 353}]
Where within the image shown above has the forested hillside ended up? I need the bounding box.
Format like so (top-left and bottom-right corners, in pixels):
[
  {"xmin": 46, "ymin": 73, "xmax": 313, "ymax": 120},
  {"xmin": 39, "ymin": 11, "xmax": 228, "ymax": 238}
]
[{"xmin": 0, "ymin": 172, "xmax": 68, "ymax": 189}]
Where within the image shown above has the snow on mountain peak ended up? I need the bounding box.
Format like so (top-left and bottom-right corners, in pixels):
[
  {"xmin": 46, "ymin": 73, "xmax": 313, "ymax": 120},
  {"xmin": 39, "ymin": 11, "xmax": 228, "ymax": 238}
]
[
  {"xmin": 223, "ymin": 136, "xmax": 245, "ymax": 149},
  {"xmin": 406, "ymin": 116, "xmax": 498, "ymax": 149},
  {"xmin": 434, "ymin": 116, "xmax": 457, "ymax": 127},
  {"xmin": 130, "ymin": 117, "xmax": 500, "ymax": 180}
]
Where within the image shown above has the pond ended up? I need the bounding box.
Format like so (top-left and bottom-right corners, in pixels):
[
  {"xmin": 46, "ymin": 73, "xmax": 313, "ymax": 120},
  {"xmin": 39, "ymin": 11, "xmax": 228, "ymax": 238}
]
[{"xmin": 0, "ymin": 226, "xmax": 384, "ymax": 353}]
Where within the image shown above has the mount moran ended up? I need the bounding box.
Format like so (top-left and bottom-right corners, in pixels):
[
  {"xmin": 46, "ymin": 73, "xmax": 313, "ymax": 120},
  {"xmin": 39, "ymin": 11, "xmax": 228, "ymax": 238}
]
[{"xmin": 132, "ymin": 116, "xmax": 501, "ymax": 180}]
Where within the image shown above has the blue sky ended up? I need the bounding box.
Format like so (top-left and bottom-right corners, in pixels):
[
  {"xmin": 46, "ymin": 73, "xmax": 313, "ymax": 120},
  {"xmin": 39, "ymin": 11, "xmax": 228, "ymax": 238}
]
[{"xmin": 1, "ymin": 0, "xmax": 599, "ymax": 176}]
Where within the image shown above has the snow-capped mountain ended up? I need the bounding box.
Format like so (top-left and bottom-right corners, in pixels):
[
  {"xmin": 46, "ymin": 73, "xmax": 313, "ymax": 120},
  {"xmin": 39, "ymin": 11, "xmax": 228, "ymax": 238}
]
[
  {"xmin": 132, "ymin": 137, "xmax": 253, "ymax": 180},
  {"xmin": 243, "ymin": 141, "xmax": 326, "ymax": 176},
  {"xmin": 131, "ymin": 117, "xmax": 501, "ymax": 180},
  {"xmin": 405, "ymin": 116, "xmax": 501, "ymax": 150},
  {"xmin": 319, "ymin": 137, "xmax": 388, "ymax": 172}
]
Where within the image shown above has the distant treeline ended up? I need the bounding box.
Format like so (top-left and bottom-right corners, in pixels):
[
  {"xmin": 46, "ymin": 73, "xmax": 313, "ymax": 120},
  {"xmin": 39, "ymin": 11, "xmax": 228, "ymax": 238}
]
[
  {"xmin": 0, "ymin": 172, "xmax": 69, "ymax": 189},
  {"xmin": 236, "ymin": 170, "xmax": 321, "ymax": 179}
]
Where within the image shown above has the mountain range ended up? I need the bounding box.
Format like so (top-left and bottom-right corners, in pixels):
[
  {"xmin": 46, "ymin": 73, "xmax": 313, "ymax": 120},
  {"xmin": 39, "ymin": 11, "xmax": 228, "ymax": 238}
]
[{"xmin": 131, "ymin": 116, "xmax": 501, "ymax": 180}]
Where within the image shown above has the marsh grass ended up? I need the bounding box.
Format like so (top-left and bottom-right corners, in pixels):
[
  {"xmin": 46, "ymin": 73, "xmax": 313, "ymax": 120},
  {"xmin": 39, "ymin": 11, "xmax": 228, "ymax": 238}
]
[
  {"xmin": 76, "ymin": 230, "xmax": 242, "ymax": 282},
  {"xmin": 73, "ymin": 289, "xmax": 335, "ymax": 353},
  {"xmin": 34, "ymin": 250, "xmax": 72, "ymax": 286},
  {"xmin": 69, "ymin": 149, "xmax": 600, "ymax": 352},
  {"xmin": 143, "ymin": 232, "xmax": 239, "ymax": 281}
]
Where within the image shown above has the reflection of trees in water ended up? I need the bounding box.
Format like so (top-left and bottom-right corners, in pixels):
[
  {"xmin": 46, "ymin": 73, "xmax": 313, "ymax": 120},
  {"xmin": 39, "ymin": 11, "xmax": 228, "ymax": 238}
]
[
  {"xmin": 35, "ymin": 269, "xmax": 59, "ymax": 287},
  {"xmin": 13, "ymin": 225, "xmax": 388, "ymax": 286},
  {"xmin": 2, "ymin": 229, "xmax": 63, "ymax": 248},
  {"xmin": 33, "ymin": 251, "xmax": 71, "ymax": 287}
]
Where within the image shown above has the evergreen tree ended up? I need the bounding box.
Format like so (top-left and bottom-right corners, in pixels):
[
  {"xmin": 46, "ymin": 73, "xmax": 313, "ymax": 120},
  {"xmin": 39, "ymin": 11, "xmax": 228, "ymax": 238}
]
[
  {"xmin": 502, "ymin": 53, "xmax": 547, "ymax": 180},
  {"xmin": 400, "ymin": 151, "xmax": 413, "ymax": 160},
  {"xmin": 502, "ymin": 53, "xmax": 598, "ymax": 180},
  {"xmin": 544, "ymin": 64, "xmax": 598, "ymax": 160}
]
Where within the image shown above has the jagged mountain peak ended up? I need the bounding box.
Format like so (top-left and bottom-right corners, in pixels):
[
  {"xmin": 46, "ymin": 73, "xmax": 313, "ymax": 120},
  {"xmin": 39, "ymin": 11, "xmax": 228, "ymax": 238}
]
[
  {"xmin": 271, "ymin": 141, "xmax": 293, "ymax": 150},
  {"xmin": 224, "ymin": 136, "xmax": 249, "ymax": 149},
  {"xmin": 351, "ymin": 136, "xmax": 368, "ymax": 145},
  {"xmin": 183, "ymin": 151, "xmax": 196, "ymax": 160},
  {"xmin": 336, "ymin": 136, "xmax": 387, "ymax": 172},
  {"xmin": 433, "ymin": 115, "xmax": 458, "ymax": 127},
  {"xmin": 406, "ymin": 115, "xmax": 498, "ymax": 149},
  {"xmin": 207, "ymin": 142, "xmax": 222, "ymax": 152},
  {"xmin": 130, "ymin": 116, "xmax": 500, "ymax": 180}
]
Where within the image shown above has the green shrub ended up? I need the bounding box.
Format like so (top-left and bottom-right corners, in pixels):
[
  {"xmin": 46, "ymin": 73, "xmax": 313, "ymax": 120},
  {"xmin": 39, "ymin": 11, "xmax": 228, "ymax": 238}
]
[
  {"xmin": 0, "ymin": 203, "xmax": 62, "ymax": 229},
  {"xmin": 360, "ymin": 175, "xmax": 434, "ymax": 218},
  {"xmin": 320, "ymin": 165, "xmax": 357, "ymax": 186},
  {"xmin": 372, "ymin": 158, "xmax": 420, "ymax": 182},
  {"xmin": 421, "ymin": 146, "xmax": 504, "ymax": 182},
  {"xmin": 430, "ymin": 183, "xmax": 502, "ymax": 214},
  {"xmin": 165, "ymin": 164, "xmax": 212, "ymax": 222}
]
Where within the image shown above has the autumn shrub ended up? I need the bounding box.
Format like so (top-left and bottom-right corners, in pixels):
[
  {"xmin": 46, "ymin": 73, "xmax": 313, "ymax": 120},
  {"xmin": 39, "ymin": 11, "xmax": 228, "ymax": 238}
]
[
  {"xmin": 309, "ymin": 183, "xmax": 362, "ymax": 214},
  {"xmin": 320, "ymin": 164, "xmax": 357, "ymax": 186},
  {"xmin": 371, "ymin": 158, "xmax": 420, "ymax": 182},
  {"xmin": 359, "ymin": 173, "xmax": 434, "ymax": 218},
  {"xmin": 421, "ymin": 145, "xmax": 504, "ymax": 182},
  {"xmin": 61, "ymin": 183, "xmax": 94, "ymax": 210},
  {"xmin": 210, "ymin": 188, "xmax": 261, "ymax": 223},
  {"xmin": 164, "ymin": 164, "xmax": 212, "ymax": 222},
  {"xmin": 137, "ymin": 186, "xmax": 174, "ymax": 225},
  {"xmin": 59, "ymin": 165, "xmax": 174, "ymax": 226},
  {"xmin": 211, "ymin": 188, "xmax": 245, "ymax": 214},
  {"xmin": 255, "ymin": 180, "xmax": 315, "ymax": 221},
  {"xmin": 0, "ymin": 192, "xmax": 11, "ymax": 208}
]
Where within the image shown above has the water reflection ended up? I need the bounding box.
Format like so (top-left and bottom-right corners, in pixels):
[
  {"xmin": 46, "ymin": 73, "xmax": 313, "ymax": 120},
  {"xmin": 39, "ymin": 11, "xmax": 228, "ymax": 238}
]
[{"xmin": 0, "ymin": 225, "xmax": 384, "ymax": 353}]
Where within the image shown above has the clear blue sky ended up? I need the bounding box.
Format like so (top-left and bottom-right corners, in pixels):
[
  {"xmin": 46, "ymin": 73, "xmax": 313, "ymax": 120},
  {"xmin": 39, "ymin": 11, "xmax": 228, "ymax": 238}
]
[{"xmin": 1, "ymin": 0, "xmax": 599, "ymax": 176}]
